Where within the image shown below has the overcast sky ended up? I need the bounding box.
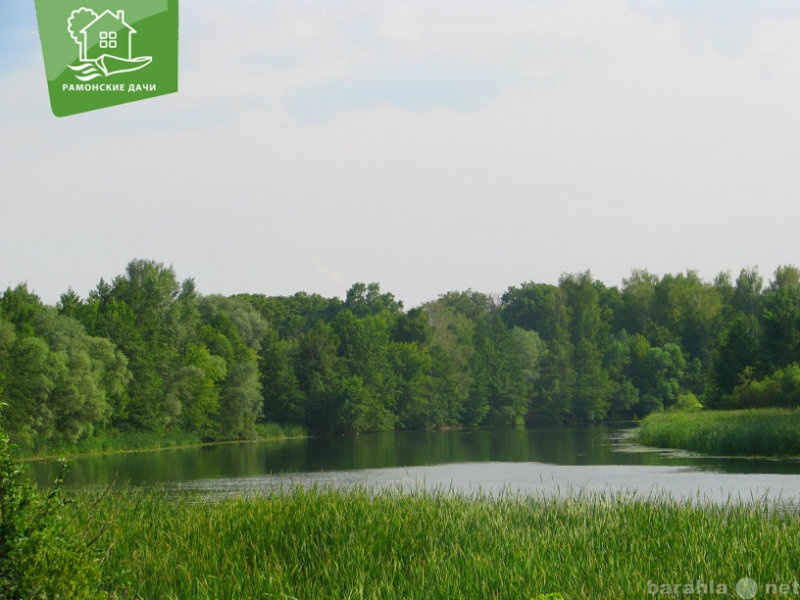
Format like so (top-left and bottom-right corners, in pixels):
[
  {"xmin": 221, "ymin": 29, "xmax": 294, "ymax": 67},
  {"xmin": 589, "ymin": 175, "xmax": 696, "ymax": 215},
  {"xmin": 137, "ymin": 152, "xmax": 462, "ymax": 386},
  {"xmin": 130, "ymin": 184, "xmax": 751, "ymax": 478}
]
[{"xmin": 2, "ymin": 0, "xmax": 799, "ymax": 308}]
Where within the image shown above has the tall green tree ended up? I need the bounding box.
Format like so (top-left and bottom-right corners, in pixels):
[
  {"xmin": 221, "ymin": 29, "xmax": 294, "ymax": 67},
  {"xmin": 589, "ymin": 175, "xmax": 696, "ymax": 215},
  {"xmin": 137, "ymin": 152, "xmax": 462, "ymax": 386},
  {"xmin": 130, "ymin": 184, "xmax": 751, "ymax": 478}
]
[
  {"xmin": 297, "ymin": 321, "xmax": 341, "ymax": 434},
  {"xmin": 81, "ymin": 260, "xmax": 187, "ymax": 431},
  {"xmin": 603, "ymin": 332, "xmax": 638, "ymax": 419},
  {"xmin": 501, "ymin": 282, "xmax": 557, "ymax": 335},
  {"xmin": 198, "ymin": 299, "xmax": 264, "ymax": 439},
  {"xmin": 571, "ymin": 339, "xmax": 611, "ymax": 422},
  {"xmin": 32, "ymin": 309, "xmax": 130, "ymax": 444},
  {"xmin": 259, "ymin": 329, "xmax": 304, "ymax": 425},
  {"xmin": 391, "ymin": 340, "xmax": 434, "ymax": 429},
  {"xmin": 708, "ymin": 313, "xmax": 761, "ymax": 407},
  {"xmin": 493, "ymin": 326, "xmax": 544, "ymax": 426},
  {"xmin": 732, "ymin": 268, "xmax": 763, "ymax": 316},
  {"xmin": 628, "ymin": 340, "xmax": 687, "ymax": 415},
  {"xmin": 653, "ymin": 271, "xmax": 723, "ymax": 372},
  {"xmin": 559, "ymin": 271, "xmax": 605, "ymax": 345},
  {"xmin": 618, "ymin": 270, "xmax": 659, "ymax": 336},
  {"xmin": 423, "ymin": 293, "xmax": 479, "ymax": 425},
  {"xmin": 762, "ymin": 266, "xmax": 800, "ymax": 373},
  {"xmin": 529, "ymin": 287, "xmax": 574, "ymax": 424},
  {"xmin": 344, "ymin": 282, "xmax": 403, "ymax": 318}
]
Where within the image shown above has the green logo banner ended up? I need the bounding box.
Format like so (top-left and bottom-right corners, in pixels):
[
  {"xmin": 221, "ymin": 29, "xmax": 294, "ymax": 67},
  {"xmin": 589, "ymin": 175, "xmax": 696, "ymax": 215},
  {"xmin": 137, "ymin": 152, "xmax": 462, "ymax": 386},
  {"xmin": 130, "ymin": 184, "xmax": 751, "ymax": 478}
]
[{"xmin": 34, "ymin": 0, "xmax": 179, "ymax": 117}]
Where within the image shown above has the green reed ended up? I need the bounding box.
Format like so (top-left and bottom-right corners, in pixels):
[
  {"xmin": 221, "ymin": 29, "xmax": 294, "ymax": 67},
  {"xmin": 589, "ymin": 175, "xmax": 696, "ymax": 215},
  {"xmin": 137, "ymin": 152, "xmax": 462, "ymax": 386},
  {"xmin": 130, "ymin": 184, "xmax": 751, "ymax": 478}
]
[
  {"xmin": 636, "ymin": 408, "xmax": 800, "ymax": 456},
  {"xmin": 68, "ymin": 485, "xmax": 800, "ymax": 599},
  {"xmin": 15, "ymin": 423, "xmax": 305, "ymax": 461}
]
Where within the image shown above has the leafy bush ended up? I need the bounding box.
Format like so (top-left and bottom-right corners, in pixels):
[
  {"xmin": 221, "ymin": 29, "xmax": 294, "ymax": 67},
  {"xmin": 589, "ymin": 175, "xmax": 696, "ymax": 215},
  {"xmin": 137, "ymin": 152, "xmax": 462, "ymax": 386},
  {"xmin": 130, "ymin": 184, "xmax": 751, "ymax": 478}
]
[
  {"xmin": 0, "ymin": 427, "xmax": 106, "ymax": 599},
  {"xmin": 673, "ymin": 392, "xmax": 702, "ymax": 412},
  {"xmin": 729, "ymin": 364, "xmax": 800, "ymax": 409}
]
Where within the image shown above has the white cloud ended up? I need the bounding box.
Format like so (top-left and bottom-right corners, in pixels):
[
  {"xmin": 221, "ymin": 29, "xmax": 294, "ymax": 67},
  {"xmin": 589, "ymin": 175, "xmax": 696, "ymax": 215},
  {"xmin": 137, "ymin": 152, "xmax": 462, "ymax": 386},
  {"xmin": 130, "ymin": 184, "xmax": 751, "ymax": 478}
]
[{"xmin": 2, "ymin": 0, "xmax": 800, "ymax": 306}]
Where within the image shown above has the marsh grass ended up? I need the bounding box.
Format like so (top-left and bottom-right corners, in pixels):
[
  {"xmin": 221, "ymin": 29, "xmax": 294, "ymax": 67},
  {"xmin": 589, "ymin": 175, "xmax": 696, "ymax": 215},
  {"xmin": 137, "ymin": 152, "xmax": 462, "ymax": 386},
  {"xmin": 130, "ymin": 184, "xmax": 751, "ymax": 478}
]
[
  {"xmin": 24, "ymin": 431, "xmax": 203, "ymax": 459},
  {"xmin": 16, "ymin": 423, "xmax": 306, "ymax": 461},
  {"xmin": 636, "ymin": 408, "xmax": 800, "ymax": 456},
  {"xmin": 72, "ymin": 486, "xmax": 800, "ymax": 599}
]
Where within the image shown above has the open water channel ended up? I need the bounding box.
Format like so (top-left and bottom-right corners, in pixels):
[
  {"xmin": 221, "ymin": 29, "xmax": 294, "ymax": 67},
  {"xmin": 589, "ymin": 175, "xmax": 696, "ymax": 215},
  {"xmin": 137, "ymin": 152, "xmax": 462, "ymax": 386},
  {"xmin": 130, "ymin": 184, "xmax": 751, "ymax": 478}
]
[{"xmin": 24, "ymin": 428, "xmax": 800, "ymax": 503}]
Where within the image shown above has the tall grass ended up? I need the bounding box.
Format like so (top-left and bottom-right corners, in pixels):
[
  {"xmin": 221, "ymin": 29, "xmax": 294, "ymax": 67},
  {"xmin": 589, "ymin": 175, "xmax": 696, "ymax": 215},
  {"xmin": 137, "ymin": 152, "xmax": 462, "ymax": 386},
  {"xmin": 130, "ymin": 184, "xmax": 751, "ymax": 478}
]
[
  {"xmin": 253, "ymin": 422, "xmax": 306, "ymax": 440},
  {"xmin": 636, "ymin": 408, "xmax": 800, "ymax": 456},
  {"xmin": 20, "ymin": 430, "xmax": 203, "ymax": 459},
  {"xmin": 16, "ymin": 423, "xmax": 306, "ymax": 461},
  {"xmin": 72, "ymin": 486, "xmax": 800, "ymax": 599}
]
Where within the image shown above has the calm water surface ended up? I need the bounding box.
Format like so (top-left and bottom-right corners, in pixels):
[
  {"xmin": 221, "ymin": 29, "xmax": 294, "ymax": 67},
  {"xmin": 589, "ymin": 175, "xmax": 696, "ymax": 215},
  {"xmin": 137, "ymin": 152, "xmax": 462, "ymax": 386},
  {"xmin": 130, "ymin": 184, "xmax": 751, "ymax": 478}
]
[{"xmin": 25, "ymin": 428, "xmax": 800, "ymax": 503}]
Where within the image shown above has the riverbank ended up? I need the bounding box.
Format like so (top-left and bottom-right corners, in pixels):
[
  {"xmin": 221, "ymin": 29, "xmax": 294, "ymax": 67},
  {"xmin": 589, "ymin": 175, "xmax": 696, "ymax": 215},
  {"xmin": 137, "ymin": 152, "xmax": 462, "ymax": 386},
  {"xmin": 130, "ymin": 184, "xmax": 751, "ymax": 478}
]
[
  {"xmin": 636, "ymin": 408, "xmax": 800, "ymax": 456},
  {"xmin": 67, "ymin": 486, "xmax": 799, "ymax": 599},
  {"xmin": 14, "ymin": 423, "xmax": 306, "ymax": 462}
]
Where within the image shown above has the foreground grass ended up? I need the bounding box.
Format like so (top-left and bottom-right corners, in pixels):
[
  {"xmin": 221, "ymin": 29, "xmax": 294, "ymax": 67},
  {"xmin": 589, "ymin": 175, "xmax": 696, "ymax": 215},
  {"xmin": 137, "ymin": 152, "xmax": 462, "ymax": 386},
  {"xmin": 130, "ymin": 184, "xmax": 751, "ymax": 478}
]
[
  {"xmin": 15, "ymin": 423, "xmax": 305, "ymax": 461},
  {"xmin": 68, "ymin": 486, "xmax": 800, "ymax": 599},
  {"xmin": 636, "ymin": 408, "xmax": 800, "ymax": 457}
]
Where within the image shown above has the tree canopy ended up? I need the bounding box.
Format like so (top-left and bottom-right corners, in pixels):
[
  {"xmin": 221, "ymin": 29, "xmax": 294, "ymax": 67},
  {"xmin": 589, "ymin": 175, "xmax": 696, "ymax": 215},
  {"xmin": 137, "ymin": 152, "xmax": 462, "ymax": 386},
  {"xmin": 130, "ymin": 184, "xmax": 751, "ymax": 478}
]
[{"xmin": 1, "ymin": 260, "xmax": 798, "ymax": 451}]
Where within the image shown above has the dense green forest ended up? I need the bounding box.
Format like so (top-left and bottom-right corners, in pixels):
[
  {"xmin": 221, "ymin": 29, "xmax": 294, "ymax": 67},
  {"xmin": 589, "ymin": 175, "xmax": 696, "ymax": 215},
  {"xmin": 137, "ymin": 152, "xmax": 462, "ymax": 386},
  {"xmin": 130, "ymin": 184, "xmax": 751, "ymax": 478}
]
[{"xmin": 1, "ymin": 259, "xmax": 800, "ymax": 452}]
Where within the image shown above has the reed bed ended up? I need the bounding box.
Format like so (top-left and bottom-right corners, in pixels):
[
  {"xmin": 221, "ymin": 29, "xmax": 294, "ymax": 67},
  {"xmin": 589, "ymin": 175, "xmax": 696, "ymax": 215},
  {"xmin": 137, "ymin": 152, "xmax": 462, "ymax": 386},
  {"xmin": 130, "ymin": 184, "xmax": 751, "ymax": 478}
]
[
  {"xmin": 636, "ymin": 408, "xmax": 800, "ymax": 456},
  {"xmin": 70, "ymin": 485, "xmax": 800, "ymax": 599},
  {"xmin": 16, "ymin": 423, "xmax": 305, "ymax": 461}
]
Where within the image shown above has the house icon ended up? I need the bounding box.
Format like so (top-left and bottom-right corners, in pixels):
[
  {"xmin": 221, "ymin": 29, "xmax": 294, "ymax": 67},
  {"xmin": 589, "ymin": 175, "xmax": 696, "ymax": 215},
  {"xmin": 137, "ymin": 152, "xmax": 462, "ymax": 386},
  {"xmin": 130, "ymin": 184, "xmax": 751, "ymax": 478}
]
[
  {"xmin": 78, "ymin": 10, "xmax": 136, "ymax": 62},
  {"xmin": 67, "ymin": 7, "xmax": 153, "ymax": 80}
]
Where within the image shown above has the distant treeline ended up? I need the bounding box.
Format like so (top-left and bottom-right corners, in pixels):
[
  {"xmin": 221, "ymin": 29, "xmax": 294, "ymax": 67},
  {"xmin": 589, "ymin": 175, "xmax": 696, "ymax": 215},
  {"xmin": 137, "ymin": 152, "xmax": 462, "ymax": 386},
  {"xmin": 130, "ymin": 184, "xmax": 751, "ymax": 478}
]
[{"xmin": 1, "ymin": 259, "xmax": 799, "ymax": 451}]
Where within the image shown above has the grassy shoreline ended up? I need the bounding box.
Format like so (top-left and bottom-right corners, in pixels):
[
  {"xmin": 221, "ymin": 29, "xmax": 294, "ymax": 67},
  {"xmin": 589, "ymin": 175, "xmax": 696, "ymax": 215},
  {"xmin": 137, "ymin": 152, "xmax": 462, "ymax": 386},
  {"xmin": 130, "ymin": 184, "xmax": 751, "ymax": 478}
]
[
  {"xmin": 63, "ymin": 486, "xmax": 800, "ymax": 599},
  {"xmin": 636, "ymin": 408, "xmax": 800, "ymax": 457},
  {"xmin": 14, "ymin": 423, "xmax": 306, "ymax": 462}
]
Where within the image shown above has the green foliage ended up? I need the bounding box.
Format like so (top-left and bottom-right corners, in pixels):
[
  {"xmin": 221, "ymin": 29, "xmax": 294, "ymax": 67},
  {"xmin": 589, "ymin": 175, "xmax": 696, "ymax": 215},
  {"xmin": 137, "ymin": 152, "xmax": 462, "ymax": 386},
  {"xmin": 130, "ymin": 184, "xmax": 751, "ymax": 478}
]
[
  {"xmin": 344, "ymin": 281, "xmax": 403, "ymax": 317},
  {"xmin": 652, "ymin": 270, "xmax": 722, "ymax": 369},
  {"xmin": 674, "ymin": 392, "xmax": 702, "ymax": 412},
  {"xmin": 559, "ymin": 271, "xmax": 605, "ymax": 344},
  {"xmin": 199, "ymin": 295, "xmax": 268, "ymax": 352},
  {"xmin": 571, "ymin": 339, "xmax": 611, "ymax": 422},
  {"xmin": 491, "ymin": 327, "xmax": 544, "ymax": 426},
  {"xmin": 0, "ymin": 428, "xmax": 106, "ymax": 599},
  {"xmin": 334, "ymin": 374, "xmax": 397, "ymax": 434},
  {"xmin": 245, "ymin": 291, "xmax": 342, "ymax": 338},
  {"xmin": 502, "ymin": 282, "xmax": 560, "ymax": 340},
  {"xmin": 391, "ymin": 341, "xmax": 434, "ymax": 429},
  {"xmin": 708, "ymin": 313, "xmax": 761, "ymax": 405},
  {"xmin": 0, "ymin": 285, "xmax": 42, "ymax": 338},
  {"xmin": 761, "ymin": 284, "xmax": 800, "ymax": 372},
  {"xmin": 726, "ymin": 363, "xmax": 800, "ymax": 410},
  {"xmin": 625, "ymin": 338, "xmax": 688, "ymax": 416},
  {"xmin": 170, "ymin": 344, "xmax": 225, "ymax": 439},
  {"xmin": 6, "ymin": 259, "xmax": 800, "ymax": 450},
  {"xmin": 637, "ymin": 408, "xmax": 800, "ymax": 456},
  {"xmin": 618, "ymin": 269, "xmax": 659, "ymax": 336},
  {"xmin": 18, "ymin": 430, "xmax": 202, "ymax": 459},
  {"xmin": 1, "ymin": 335, "xmax": 53, "ymax": 449},
  {"xmin": 73, "ymin": 485, "xmax": 800, "ymax": 599},
  {"xmin": 259, "ymin": 329, "xmax": 304, "ymax": 424},
  {"xmin": 732, "ymin": 267, "xmax": 763, "ymax": 315}
]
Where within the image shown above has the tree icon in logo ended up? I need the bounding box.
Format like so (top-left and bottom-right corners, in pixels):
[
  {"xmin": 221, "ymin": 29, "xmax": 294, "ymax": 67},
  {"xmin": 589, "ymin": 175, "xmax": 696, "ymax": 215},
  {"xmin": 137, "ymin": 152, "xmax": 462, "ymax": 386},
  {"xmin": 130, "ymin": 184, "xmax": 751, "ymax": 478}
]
[
  {"xmin": 67, "ymin": 8, "xmax": 153, "ymax": 81},
  {"xmin": 67, "ymin": 7, "xmax": 96, "ymax": 43}
]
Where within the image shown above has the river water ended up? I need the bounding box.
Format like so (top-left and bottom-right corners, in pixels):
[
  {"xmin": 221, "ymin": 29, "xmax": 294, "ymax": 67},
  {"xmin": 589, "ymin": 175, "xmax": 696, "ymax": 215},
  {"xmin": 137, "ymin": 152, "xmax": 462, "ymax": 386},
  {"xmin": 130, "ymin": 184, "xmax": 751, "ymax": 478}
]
[{"xmin": 24, "ymin": 428, "xmax": 800, "ymax": 503}]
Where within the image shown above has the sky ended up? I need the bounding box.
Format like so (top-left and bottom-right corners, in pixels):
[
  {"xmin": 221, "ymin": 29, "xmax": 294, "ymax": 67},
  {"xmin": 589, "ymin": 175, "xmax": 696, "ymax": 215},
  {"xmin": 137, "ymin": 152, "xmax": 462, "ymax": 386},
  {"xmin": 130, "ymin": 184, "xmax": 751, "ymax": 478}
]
[{"xmin": 2, "ymin": 0, "xmax": 800, "ymax": 309}]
